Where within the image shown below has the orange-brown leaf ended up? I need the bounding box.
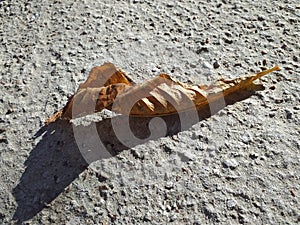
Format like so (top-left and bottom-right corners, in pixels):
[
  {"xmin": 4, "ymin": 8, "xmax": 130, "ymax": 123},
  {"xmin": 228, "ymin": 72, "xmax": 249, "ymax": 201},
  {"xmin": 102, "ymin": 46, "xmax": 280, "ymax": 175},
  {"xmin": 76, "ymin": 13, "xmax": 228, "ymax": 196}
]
[{"xmin": 45, "ymin": 63, "xmax": 280, "ymax": 124}]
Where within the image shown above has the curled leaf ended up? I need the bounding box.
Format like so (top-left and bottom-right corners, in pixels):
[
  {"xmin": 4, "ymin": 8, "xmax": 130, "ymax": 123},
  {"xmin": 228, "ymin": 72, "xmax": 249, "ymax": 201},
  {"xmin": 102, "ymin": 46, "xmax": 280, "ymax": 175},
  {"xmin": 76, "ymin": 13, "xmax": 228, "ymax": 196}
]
[{"xmin": 45, "ymin": 63, "xmax": 280, "ymax": 124}]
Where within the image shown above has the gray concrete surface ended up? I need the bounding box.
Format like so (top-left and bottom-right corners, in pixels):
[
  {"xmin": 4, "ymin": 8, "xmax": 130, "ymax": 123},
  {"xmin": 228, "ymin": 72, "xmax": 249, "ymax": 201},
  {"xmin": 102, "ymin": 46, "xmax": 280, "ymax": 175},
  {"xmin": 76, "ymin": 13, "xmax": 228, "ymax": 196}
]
[{"xmin": 0, "ymin": 0, "xmax": 299, "ymax": 224}]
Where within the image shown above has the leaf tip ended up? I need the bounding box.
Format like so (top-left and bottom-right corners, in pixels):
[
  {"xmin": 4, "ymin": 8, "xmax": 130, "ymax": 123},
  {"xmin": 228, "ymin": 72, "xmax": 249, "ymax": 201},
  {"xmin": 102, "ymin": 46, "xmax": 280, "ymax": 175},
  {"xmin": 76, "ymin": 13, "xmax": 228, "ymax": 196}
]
[
  {"xmin": 45, "ymin": 110, "xmax": 63, "ymax": 125},
  {"xmin": 253, "ymin": 65, "xmax": 281, "ymax": 81}
]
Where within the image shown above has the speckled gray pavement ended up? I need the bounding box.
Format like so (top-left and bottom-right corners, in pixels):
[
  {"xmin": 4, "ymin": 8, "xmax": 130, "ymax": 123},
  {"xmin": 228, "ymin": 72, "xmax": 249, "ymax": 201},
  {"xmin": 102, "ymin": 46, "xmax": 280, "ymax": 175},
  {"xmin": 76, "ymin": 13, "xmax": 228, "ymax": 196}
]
[{"xmin": 0, "ymin": 0, "xmax": 299, "ymax": 224}]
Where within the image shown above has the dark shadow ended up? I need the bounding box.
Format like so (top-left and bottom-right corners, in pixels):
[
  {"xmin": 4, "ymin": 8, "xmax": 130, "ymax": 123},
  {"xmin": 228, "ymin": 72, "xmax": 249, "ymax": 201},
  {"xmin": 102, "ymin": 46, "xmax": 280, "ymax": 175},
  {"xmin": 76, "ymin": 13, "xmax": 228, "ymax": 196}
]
[
  {"xmin": 12, "ymin": 120, "xmax": 88, "ymax": 224},
  {"xmin": 12, "ymin": 84, "xmax": 264, "ymax": 224}
]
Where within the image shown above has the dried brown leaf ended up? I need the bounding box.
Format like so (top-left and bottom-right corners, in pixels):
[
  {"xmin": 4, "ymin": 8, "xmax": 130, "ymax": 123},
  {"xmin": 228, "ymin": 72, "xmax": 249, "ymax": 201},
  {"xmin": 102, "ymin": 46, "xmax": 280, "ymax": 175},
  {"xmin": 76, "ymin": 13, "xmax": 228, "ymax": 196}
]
[{"xmin": 45, "ymin": 63, "xmax": 280, "ymax": 124}]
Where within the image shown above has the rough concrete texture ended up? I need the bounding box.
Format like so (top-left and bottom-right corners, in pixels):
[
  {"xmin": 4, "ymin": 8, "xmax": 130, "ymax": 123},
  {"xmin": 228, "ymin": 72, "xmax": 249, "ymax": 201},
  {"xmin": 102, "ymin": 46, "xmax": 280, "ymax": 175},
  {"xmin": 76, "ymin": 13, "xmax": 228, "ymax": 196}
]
[{"xmin": 0, "ymin": 0, "xmax": 299, "ymax": 224}]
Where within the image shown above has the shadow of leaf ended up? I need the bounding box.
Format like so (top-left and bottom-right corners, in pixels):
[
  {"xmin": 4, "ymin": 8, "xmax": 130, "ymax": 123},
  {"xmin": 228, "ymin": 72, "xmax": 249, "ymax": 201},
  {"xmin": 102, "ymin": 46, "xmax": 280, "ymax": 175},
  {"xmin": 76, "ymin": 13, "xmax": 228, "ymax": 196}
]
[
  {"xmin": 12, "ymin": 120, "xmax": 88, "ymax": 223},
  {"xmin": 12, "ymin": 84, "xmax": 264, "ymax": 223}
]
